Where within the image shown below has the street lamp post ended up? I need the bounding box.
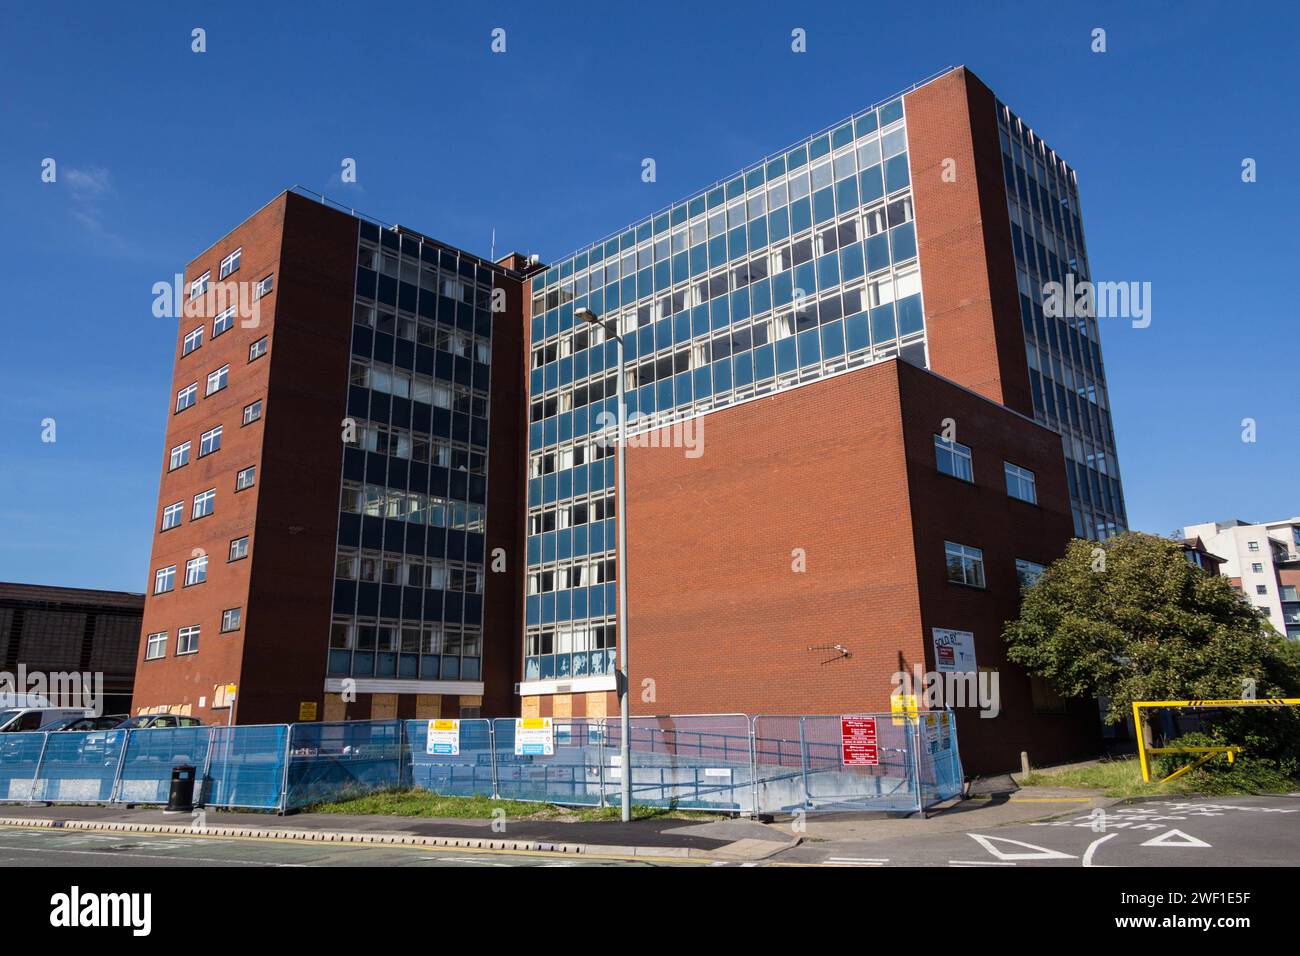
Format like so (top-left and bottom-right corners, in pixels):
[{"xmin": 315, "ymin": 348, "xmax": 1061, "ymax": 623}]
[{"xmin": 576, "ymin": 307, "xmax": 631, "ymax": 822}]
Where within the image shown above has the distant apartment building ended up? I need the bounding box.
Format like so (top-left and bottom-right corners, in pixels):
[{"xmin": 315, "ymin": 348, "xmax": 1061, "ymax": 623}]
[
  {"xmin": 1184, "ymin": 518, "xmax": 1300, "ymax": 639},
  {"xmin": 0, "ymin": 583, "xmax": 143, "ymax": 714},
  {"xmin": 134, "ymin": 66, "xmax": 1125, "ymax": 771}
]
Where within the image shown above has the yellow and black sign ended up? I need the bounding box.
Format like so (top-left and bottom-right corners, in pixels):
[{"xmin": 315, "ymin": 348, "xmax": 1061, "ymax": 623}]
[{"xmin": 298, "ymin": 701, "xmax": 319, "ymax": 721}]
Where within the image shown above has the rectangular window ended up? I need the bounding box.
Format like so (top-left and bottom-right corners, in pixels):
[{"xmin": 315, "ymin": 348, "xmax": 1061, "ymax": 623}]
[
  {"xmin": 945, "ymin": 541, "xmax": 986, "ymax": 587},
  {"xmin": 254, "ymin": 274, "xmax": 274, "ymax": 299},
  {"xmin": 182, "ymin": 326, "xmax": 204, "ymax": 356},
  {"xmin": 161, "ymin": 501, "xmax": 183, "ymax": 531},
  {"xmin": 177, "ymin": 625, "xmax": 200, "ymax": 655},
  {"xmin": 1248, "ymin": 541, "xmax": 1260, "ymax": 551},
  {"xmin": 199, "ymin": 425, "xmax": 223, "ymax": 457},
  {"xmin": 206, "ymin": 365, "xmax": 229, "ymax": 396},
  {"xmin": 212, "ymin": 307, "xmax": 235, "ymax": 338},
  {"xmin": 176, "ymin": 383, "xmax": 198, "ymax": 412},
  {"xmin": 1256, "ymin": 584, "xmax": 1268, "ymax": 595},
  {"xmin": 169, "ymin": 441, "xmax": 191, "ymax": 471},
  {"xmin": 153, "ymin": 565, "xmax": 176, "ymax": 594},
  {"xmin": 219, "ymin": 247, "xmax": 242, "ymax": 279},
  {"xmin": 144, "ymin": 631, "xmax": 167, "ymax": 660},
  {"xmin": 242, "ymin": 400, "xmax": 263, "ymax": 425},
  {"xmin": 184, "ymin": 554, "xmax": 208, "ymax": 587},
  {"xmin": 1252, "ymin": 563, "xmax": 1264, "ymax": 573},
  {"xmin": 192, "ymin": 488, "xmax": 216, "ymax": 519},
  {"xmin": 248, "ymin": 336, "xmax": 268, "ymax": 362},
  {"xmin": 235, "ymin": 465, "xmax": 256, "ymax": 491},
  {"xmin": 229, "ymin": 535, "xmax": 249, "ymax": 561},
  {"xmin": 1004, "ymin": 462, "xmax": 1038, "ymax": 504},
  {"xmin": 1015, "ymin": 558, "xmax": 1046, "ymax": 590},
  {"xmin": 220, "ymin": 608, "xmax": 242, "ymax": 632},
  {"xmin": 188, "ymin": 271, "xmax": 209, "ymax": 301},
  {"xmin": 934, "ymin": 435, "xmax": 973, "ymax": 482}
]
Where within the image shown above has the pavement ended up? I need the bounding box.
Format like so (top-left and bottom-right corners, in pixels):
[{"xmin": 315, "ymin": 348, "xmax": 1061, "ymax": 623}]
[{"xmin": 0, "ymin": 788, "xmax": 1295, "ymax": 866}]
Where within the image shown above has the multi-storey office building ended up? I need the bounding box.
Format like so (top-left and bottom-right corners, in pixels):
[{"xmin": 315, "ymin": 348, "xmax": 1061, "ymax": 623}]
[
  {"xmin": 518, "ymin": 66, "xmax": 1118, "ymax": 768},
  {"xmin": 1184, "ymin": 517, "xmax": 1300, "ymax": 639},
  {"xmin": 133, "ymin": 191, "xmax": 531, "ymax": 725},
  {"xmin": 135, "ymin": 67, "xmax": 1120, "ymax": 770}
]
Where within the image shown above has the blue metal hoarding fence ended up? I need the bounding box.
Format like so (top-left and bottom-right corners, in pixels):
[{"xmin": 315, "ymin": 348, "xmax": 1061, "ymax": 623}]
[
  {"xmin": 203, "ymin": 725, "xmax": 290, "ymax": 810},
  {"xmin": 0, "ymin": 711, "xmax": 963, "ymax": 814},
  {"xmin": 283, "ymin": 719, "xmax": 406, "ymax": 809},
  {"xmin": 605, "ymin": 714, "xmax": 755, "ymax": 812},
  {"xmin": 114, "ymin": 727, "xmax": 213, "ymax": 804},
  {"xmin": 30, "ymin": 729, "xmax": 126, "ymax": 804},
  {"xmin": 492, "ymin": 718, "xmax": 604, "ymax": 805},
  {"xmin": 406, "ymin": 718, "xmax": 495, "ymax": 797},
  {"xmin": 0, "ymin": 732, "xmax": 52, "ymax": 802}
]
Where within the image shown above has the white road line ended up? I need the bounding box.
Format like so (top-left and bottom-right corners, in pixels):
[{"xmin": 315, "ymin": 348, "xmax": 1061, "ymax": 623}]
[
  {"xmin": 0, "ymin": 843, "xmax": 302, "ymax": 867},
  {"xmin": 827, "ymin": 857, "xmax": 888, "ymax": 865},
  {"xmin": 949, "ymin": 860, "xmax": 1015, "ymax": 866},
  {"xmin": 1082, "ymin": 832, "xmax": 1117, "ymax": 867}
]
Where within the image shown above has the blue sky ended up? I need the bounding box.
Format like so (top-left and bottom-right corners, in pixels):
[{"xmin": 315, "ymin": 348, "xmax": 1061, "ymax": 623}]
[{"xmin": 1, "ymin": 1, "xmax": 1296, "ymax": 591}]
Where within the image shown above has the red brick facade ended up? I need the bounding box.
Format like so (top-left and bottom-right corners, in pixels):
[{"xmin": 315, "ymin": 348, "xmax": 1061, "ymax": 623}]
[{"xmin": 620, "ymin": 359, "xmax": 1096, "ymax": 773}]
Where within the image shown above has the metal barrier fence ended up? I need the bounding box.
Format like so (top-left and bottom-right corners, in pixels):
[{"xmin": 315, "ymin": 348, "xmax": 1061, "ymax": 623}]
[
  {"xmin": 0, "ymin": 711, "xmax": 963, "ymax": 815},
  {"xmin": 0, "ymin": 725, "xmax": 290, "ymax": 811}
]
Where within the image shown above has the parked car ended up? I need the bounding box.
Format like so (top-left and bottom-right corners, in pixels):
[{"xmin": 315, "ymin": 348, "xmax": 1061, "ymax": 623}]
[
  {"xmin": 114, "ymin": 714, "xmax": 205, "ymax": 729},
  {"xmin": 39, "ymin": 715, "xmax": 128, "ymax": 732},
  {"xmin": 0, "ymin": 708, "xmax": 91, "ymax": 733}
]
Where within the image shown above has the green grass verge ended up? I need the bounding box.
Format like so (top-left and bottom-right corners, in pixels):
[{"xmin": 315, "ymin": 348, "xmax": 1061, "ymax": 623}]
[
  {"xmin": 302, "ymin": 788, "xmax": 725, "ymax": 822},
  {"xmin": 1021, "ymin": 755, "xmax": 1300, "ymax": 798}
]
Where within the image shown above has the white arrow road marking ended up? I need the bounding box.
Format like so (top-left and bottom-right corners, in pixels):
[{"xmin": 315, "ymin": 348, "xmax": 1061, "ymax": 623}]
[
  {"xmin": 1140, "ymin": 829, "xmax": 1211, "ymax": 848},
  {"xmin": 968, "ymin": 833, "xmax": 1076, "ymax": 861},
  {"xmin": 1082, "ymin": 832, "xmax": 1117, "ymax": 867}
]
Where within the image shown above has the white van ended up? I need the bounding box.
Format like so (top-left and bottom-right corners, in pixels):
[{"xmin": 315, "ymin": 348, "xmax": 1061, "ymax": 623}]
[{"xmin": 0, "ymin": 707, "xmax": 91, "ymax": 733}]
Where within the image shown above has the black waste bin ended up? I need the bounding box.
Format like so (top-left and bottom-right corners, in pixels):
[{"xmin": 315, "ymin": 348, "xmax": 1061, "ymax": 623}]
[{"xmin": 166, "ymin": 764, "xmax": 196, "ymax": 812}]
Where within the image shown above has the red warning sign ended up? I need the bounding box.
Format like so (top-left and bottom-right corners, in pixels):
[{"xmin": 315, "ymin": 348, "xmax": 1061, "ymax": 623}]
[{"xmin": 841, "ymin": 715, "xmax": 879, "ymax": 766}]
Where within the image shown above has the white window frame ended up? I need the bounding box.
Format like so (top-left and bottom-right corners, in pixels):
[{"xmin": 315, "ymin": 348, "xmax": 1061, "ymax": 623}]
[
  {"xmin": 220, "ymin": 608, "xmax": 242, "ymax": 632},
  {"xmin": 199, "ymin": 425, "xmax": 223, "ymax": 457},
  {"xmin": 235, "ymin": 465, "xmax": 256, "ymax": 491},
  {"xmin": 189, "ymin": 271, "xmax": 210, "ymax": 301},
  {"xmin": 242, "ymin": 400, "xmax": 263, "ymax": 425},
  {"xmin": 213, "ymin": 307, "xmax": 236, "ymax": 338},
  {"xmin": 945, "ymin": 541, "xmax": 986, "ymax": 588},
  {"xmin": 219, "ymin": 247, "xmax": 242, "ymax": 280},
  {"xmin": 176, "ymin": 383, "xmax": 198, "ymax": 412},
  {"xmin": 177, "ymin": 625, "xmax": 200, "ymax": 655},
  {"xmin": 253, "ymin": 274, "xmax": 274, "ymax": 299},
  {"xmin": 206, "ymin": 365, "xmax": 229, "ymax": 396},
  {"xmin": 229, "ymin": 536, "xmax": 250, "ymax": 561},
  {"xmin": 192, "ymin": 488, "xmax": 216, "ymax": 519},
  {"xmin": 249, "ymin": 336, "xmax": 268, "ymax": 361},
  {"xmin": 1004, "ymin": 461, "xmax": 1038, "ymax": 504},
  {"xmin": 144, "ymin": 631, "xmax": 167, "ymax": 660},
  {"xmin": 161, "ymin": 501, "xmax": 183, "ymax": 531},
  {"xmin": 169, "ymin": 441, "xmax": 191, "ymax": 471},
  {"xmin": 184, "ymin": 554, "xmax": 208, "ymax": 587},
  {"xmin": 182, "ymin": 326, "xmax": 204, "ymax": 356},
  {"xmin": 934, "ymin": 435, "xmax": 973, "ymax": 482},
  {"xmin": 153, "ymin": 565, "xmax": 176, "ymax": 594}
]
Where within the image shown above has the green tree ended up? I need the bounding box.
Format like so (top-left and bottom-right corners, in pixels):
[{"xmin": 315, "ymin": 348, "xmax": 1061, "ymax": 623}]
[{"xmin": 1003, "ymin": 532, "xmax": 1300, "ymax": 724}]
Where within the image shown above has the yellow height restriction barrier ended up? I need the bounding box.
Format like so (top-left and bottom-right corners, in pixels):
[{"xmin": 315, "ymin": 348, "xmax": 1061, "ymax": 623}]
[{"xmin": 1131, "ymin": 698, "xmax": 1300, "ymax": 783}]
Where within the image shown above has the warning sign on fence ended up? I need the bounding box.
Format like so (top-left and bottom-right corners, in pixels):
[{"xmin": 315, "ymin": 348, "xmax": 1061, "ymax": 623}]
[
  {"xmin": 840, "ymin": 715, "xmax": 879, "ymax": 766},
  {"xmin": 514, "ymin": 717, "xmax": 555, "ymax": 756},
  {"xmin": 427, "ymin": 719, "xmax": 460, "ymax": 756}
]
